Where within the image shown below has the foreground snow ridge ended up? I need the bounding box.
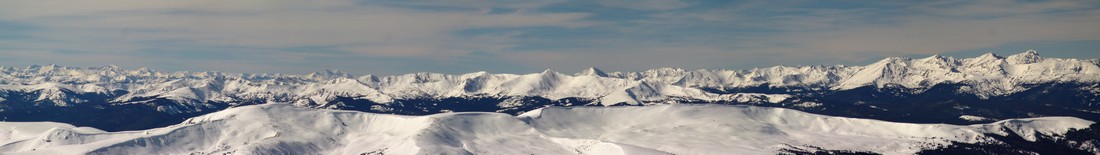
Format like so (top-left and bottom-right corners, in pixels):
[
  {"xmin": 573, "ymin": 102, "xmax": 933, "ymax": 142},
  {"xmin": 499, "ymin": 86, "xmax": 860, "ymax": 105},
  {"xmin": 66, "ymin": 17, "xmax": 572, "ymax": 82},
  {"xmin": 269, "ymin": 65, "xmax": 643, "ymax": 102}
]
[{"xmin": 0, "ymin": 104, "xmax": 1091, "ymax": 155}]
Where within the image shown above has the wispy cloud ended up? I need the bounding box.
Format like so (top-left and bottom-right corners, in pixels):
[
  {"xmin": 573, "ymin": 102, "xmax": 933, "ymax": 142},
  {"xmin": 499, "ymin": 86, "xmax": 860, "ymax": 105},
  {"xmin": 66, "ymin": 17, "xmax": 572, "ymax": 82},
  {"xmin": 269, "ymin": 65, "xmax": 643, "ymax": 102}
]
[
  {"xmin": 749, "ymin": 0, "xmax": 1100, "ymax": 58},
  {"xmin": 598, "ymin": 0, "xmax": 692, "ymax": 11},
  {"xmin": 0, "ymin": 0, "xmax": 1097, "ymax": 75}
]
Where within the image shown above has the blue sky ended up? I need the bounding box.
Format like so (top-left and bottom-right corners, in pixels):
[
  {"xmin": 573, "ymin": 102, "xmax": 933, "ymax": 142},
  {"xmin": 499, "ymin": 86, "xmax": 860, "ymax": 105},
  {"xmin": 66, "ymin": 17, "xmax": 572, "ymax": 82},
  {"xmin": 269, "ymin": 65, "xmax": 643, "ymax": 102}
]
[{"xmin": 1, "ymin": 0, "xmax": 1098, "ymax": 75}]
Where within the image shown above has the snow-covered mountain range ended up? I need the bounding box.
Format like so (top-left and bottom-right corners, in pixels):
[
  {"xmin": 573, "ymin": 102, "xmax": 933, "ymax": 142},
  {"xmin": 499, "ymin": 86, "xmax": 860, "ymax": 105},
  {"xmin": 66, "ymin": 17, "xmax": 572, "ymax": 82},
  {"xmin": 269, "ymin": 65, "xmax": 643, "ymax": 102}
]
[
  {"xmin": 1, "ymin": 50, "xmax": 1098, "ymax": 131},
  {"xmin": 0, "ymin": 50, "xmax": 1095, "ymax": 107},
  {"xmin": 1, "ymin": 104, "xmax": 1095, "ymax": 155},
  {"xmin": 1, "ymin": 50, "xmax": 1099, "ymax": 154}
]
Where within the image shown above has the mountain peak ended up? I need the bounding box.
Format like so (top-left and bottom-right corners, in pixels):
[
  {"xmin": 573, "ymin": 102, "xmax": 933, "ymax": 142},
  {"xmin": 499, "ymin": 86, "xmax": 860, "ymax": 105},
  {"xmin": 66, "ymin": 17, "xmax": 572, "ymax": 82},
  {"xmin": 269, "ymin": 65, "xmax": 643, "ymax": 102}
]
[
  {"xmin": 919, "ymin": 54, "xmax": 948, "ymax": 61},
  {"xmin": 575, "ymin": 67, "xmax": 609, "ymax": 77},
  {"xmin": 135, "ymin": 67, "xmax": 153, "ymax": 73},
  {"xmin": 916, "ymin": 54, "xmax": 955, "ymax": 67},
  {"xmin": 468, "ymin": 71, "xmax": 489, "ymax": 75},
  {"xmin": 976, "ymin": 52, "xmax": 1002, "ymax": 60},
  {"xmin": 1007, "ymin": 50, "xmax": 1042, "ymax": 64},
  {"xmin": 307, "ymin": 69, "xmax": 351, "ymax": 79},
  {"xmin": 966, "ymin": 52, "xmax": 1004, "ymax": 65},
  {"xmin": 540, "ymin": 69, "xmax": 556, "ymax": 74},
  {"xmin": 358, "ymin": 74, "xmax": 379, "ymax": 82},
  {"xmin": 872, "ymin": 57, "xmax": 908, "ymax": 65},
  {"xmin": 27, "ymin": 64, "xmax": 61, "ymax": 70}
]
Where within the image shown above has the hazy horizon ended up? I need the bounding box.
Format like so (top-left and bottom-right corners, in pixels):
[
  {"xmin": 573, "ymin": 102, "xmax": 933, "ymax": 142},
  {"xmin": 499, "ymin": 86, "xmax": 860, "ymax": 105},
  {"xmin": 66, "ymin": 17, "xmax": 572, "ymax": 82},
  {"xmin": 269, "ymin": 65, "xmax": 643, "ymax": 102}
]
[{"xmin": 0, "ymin": 49, "xmax": 1090, "ymax": 76}]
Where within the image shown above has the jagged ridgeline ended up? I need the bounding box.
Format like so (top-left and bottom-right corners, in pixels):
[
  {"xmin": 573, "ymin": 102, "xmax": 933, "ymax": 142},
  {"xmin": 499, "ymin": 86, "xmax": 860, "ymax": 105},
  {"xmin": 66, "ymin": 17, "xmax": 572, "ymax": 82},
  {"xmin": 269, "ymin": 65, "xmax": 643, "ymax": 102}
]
[{"xmin": 1, "ymin": 50, "xmax": 1099, "ymax": 132}]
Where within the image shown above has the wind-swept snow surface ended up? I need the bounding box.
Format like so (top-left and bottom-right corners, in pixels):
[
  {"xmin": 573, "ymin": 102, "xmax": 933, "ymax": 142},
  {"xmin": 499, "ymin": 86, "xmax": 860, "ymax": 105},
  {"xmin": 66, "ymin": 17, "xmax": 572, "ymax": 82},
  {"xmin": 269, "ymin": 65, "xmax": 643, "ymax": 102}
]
[{"xmin": 0, "ymin": 104, "xmax": 1092, "ymax": 155}]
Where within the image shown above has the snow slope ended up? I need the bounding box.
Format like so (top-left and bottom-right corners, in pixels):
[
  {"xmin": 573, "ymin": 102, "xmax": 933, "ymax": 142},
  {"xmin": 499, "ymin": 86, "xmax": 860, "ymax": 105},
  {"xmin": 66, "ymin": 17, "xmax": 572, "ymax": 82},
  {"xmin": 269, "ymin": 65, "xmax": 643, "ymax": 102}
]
[{"xmin": 0, "ymin": 104, "xmax": 1091, "ymax": 155}]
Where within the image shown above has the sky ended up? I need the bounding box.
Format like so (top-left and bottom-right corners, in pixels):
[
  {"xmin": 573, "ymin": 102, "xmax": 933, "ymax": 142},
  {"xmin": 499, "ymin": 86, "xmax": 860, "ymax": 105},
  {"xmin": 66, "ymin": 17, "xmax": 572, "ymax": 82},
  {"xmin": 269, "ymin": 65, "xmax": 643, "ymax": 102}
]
[{"xmin": 1, "ymin": 0, "xmax": 1099, "ymax": 75}]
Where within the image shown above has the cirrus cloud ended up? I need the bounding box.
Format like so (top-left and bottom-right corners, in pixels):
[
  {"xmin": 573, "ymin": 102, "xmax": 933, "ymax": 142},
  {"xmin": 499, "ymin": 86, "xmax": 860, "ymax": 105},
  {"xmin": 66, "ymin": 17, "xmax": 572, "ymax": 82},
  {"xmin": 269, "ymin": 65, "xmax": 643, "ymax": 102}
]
[{"xmin": 0, "ymin": 0, "xmax": 1097, "ymax": 75}]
